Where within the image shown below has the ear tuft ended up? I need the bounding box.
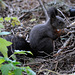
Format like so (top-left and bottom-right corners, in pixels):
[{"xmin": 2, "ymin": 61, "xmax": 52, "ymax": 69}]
[{"xmin": 47, "ymin": 7, "xmax": 58, "ymax": 18}]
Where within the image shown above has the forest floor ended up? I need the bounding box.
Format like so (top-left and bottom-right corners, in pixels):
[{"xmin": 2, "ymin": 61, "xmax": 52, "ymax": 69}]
[{"xmin": 0, "ymin": 0, "xmax": 75, "ymax": 75}]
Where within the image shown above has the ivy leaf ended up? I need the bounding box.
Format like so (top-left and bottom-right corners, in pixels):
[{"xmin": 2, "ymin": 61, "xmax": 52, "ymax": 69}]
[{"xmin": 0, "ymin": 38, "xmax": 12, "ymax": 57}]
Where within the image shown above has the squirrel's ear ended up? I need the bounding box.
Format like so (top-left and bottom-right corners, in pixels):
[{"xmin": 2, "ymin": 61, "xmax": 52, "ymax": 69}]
[
  {"xmin": 47, "ymin": 7, "xmax": 58, "ymax": 24},
  {"xmin": 47, "ymin": 7, "xmax": 58, "ymax": 18}
]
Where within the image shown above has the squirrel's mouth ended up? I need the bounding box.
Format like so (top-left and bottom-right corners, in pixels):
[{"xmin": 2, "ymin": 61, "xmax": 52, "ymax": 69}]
[{"xmin": 57, "ymin": 29, "xmax": 60, "ymax": 31}]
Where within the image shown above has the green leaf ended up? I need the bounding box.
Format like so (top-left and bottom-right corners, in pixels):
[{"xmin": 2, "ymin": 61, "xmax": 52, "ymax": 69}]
[
  {"xmin": 11, "ymin": 17, "xmax": 18, "ymax": 21},
  {"xmin": 14, "ymin": 50, "xmax": 33, "ymax": 55},
  {"xmin": 0, "ymin": 32, "xmax": 11, "ymax": 35},
  {"xmin": 4, "ymin": 57, "xmax": 12, "ymax": 63},
  {"xmin": 14, "ymin": 67, "xmax": 22, "ymax": 75},
  {"xmin": 26, "ymin": 51, "xmax": 33, "ymax": 55},
  {"xmin": 0, "ymin": 38, "xmax": 12, "ymax": 57},
  {"xmin": 4, "ymin": 17, "xmax": 11, "ymax": 21},
  {"xmin": 12, "ymin": 61, "xmax": 20, "ymax": 66},
  {"xmin": 14, "ymin": 50, "xmax": 27, "ymax": 55},
  {"xmin": 0, "ymin": 63, "xmax": 14, "ymax": 75},
  {"xmin": 28, "ymin": 69, "xmax": 36, "ymax": 75},
  {"xmin": 30, "ymin": 18, "xmax": 36, "ymax": 22},
  {"xmin": 10, "ymin": 17, "xmax": 20, "ymax": 26},
  {"xmin": 0, "ymin": 23, "xmax": 4, "ymax": 28},
  {"xmin": 11, "ymin": 20, "xmax": 20, "ymax": 26},
  {"xmin": 0, "ymin": 57, "xmax": 5, "ymax": 64},
  {"xmin": 0, "ymin": 45, "xmax": 8, "ymax": 57},
  {"xmin": 8, "ymin": 72, "xmax": 14, "ymax": 75},
  {"xmin": 0, "ymin": 38, "xmax": 12, "ymax": 46},
  {"xmin": 15, "ymin": 21, "xmax": 20, "ymax": 25},
  {"xmin": 11, "ymin": 21, "xmax": 15, "ymax": 26},
  {"xmin": 0, "ymin": 17, "xmax": 4, "ymax": 22},
  {"xmin": 22, "ymin": 66, "xmax": 36, "ymax": 75},
  {"xmin": 9, "ymin": 54, "xmax": 16, "ymax": 60}
]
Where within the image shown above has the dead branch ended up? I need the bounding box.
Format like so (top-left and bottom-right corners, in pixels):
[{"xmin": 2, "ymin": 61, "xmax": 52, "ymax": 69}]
[
  {"xmin": 19, "ymin": 12, "xmax": 32, "ymax": 20},
  {"xmin": 38, "ymin": 0, "xmax": 49, "ymax": 21},
  {"xmin": 38, "ymin": 69, "xmax": 60, "ymax": 75},
  {"xmin": 67, "ymin": 21, "xmax": 75, "ymax": 28},
  {"xmin": 54, "ymin": 34, "xmax": 74, "ymax": 56},
  {"xmin": 57, "ymin": 9, "xmax": 70, "ymax": 24}
]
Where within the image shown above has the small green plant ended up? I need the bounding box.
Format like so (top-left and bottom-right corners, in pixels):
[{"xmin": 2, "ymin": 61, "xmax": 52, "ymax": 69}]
[
  {"xmin": 5, "ymin": 17, "xmax": 20, "ymax": 26},
  {"xmin": 0, "ymin": 18, "xmax": 36, "ymax": 75},
  {"xmin": 0, "ymin": 38, "xmax": 12, "ymax": 57},
  {"xmin": 0, "ymin": 17, "xmax": 11, "ymax": 35},
  {"xmin": 0, "ymin": 22, "xmax": 11, "ymax": 57},
  {"xmin": 0, "ymin": 17, "xmax": 20, "ymax": 26},
  {"xmin": 0, "ymin": 57, "xmax": 36, "ymax": 75},
  {"xmin": 0, "ymin": 40, "xmax": 36, "ymax": 75}
]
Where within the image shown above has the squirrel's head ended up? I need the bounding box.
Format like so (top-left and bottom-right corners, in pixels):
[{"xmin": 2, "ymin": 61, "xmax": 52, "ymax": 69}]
[{"xmin": 47, "ymin": 7, "xmax": 66, "ymax": 29}]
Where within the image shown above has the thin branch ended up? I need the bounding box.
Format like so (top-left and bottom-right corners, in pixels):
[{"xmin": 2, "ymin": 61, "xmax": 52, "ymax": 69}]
[
  {"xmin": 57, "ymin": 9, "xmax": 70, "ymax": 24},
  {"xmin": 54, "ymin": 34, "xmax": 74, "ymax": 56},
  {"xmin": 67, "ymin": 21, "xmax": 75, "ymax": 28},
  {"xmin": 38, "ymin": 0, "xmax": 49, "ymax": 21},
  {"xmin": 38, "ymin": 69, "xmax": 60, "ymax": 75}
]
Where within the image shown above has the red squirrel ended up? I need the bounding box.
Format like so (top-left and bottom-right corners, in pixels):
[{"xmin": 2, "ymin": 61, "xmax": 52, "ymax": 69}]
[
  {"xmin": 0, "ymin": 7, "xmax": 66, "ymax": 58},
  {"xmin": 29, "ymin": 7, "xmax": 66, "ymax": 57}
]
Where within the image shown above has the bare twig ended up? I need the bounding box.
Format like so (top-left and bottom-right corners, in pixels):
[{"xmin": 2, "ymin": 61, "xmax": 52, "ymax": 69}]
[
  {"xmin": 67, "ymin": 21, "xmax": 75, "ymax": 28},
  {"xmin": 57, "ymin": 9, "xmax": 70, "ymax": 24},
  {"xmin": 67, "ymin": 31, "xmax": 75, "ymax": 35},
  {"xmin": 57, "ymin": 34, "xmax": 74, "ymax": 53},
  {"xmin": 38, "ymin": 69, "xmax": 60, "ymax": 75},
  {"xmin": 38, "ymin": 0, "xmax": 49, "ymax": 21},
  {"xmin": 54, "ymin": 34, "xmax": 74, "ymax": 56},
  {"xmin": 25, "ymin": 34, "xmax": 29, "ymax": 41}
]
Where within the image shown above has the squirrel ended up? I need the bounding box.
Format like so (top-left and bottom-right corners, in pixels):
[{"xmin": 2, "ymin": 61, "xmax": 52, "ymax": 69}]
[
  {"xmin": 3, "ymin": 35, "xmax": 33, "ymax": 57},
  {"xmin": 0, "ymin": 7, "xmax": 66, "ymax": 58},
  {"xmin": 29, "ymin": 7, "xmax": 66, "ymax": 57}
]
